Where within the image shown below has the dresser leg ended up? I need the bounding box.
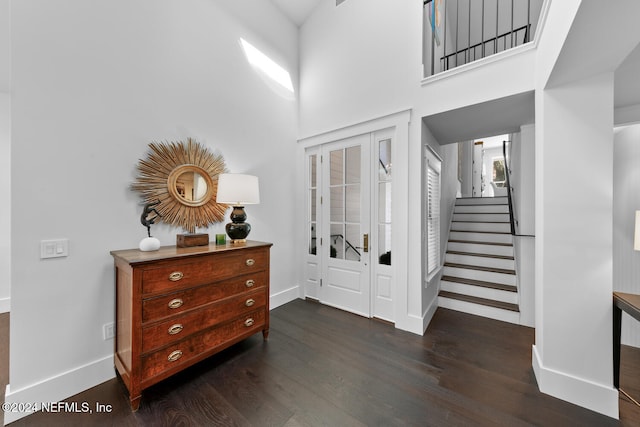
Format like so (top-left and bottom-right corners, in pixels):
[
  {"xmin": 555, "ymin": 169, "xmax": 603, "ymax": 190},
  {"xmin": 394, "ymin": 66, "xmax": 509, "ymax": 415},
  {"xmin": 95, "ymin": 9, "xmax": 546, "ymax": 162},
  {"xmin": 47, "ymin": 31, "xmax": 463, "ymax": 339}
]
[
  {"xmin": 262, "ymin": 328, "xmax": 269, "ymax": 340},
  {"xmin": 130, "ymin": 395, "xmax": 142, "ymax": 412}
]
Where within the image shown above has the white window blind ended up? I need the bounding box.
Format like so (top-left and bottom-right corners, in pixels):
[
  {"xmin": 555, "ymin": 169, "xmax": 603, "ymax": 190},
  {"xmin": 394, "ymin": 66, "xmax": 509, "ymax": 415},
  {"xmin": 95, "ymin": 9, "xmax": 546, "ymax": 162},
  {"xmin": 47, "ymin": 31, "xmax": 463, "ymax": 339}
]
[{"xmin": 426, "ymin": 150, "xmax": 441, "ymax": 276}]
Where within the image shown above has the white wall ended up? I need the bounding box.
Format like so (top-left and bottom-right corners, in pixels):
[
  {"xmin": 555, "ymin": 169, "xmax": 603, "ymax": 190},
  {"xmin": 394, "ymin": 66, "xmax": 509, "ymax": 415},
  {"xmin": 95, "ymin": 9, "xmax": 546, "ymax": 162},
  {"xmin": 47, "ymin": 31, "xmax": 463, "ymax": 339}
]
[
  {"xmin": 421, "ymin": 122, "xmax": 459, "ymax": 327},
  {"xmin": 0, "ymin": 0, "xmax": 10, "ymax": 314},
  {"xmin": 0, "ymin": 0, "xmax": 9, "ymax": 93},
  {"xmin": 534, "ymin": 73, "xmax": 618, "ymax": 418},
  {"xmin": 459, "ymin": 141, "xmax": 473, "ymax": 197},
  {"xmin": 613, "ymin": 124, "xmax": 640, "ymax": 347},
  {"xmin": 299, "ymin": 0, "xmax": 418, "ymax": 138},
  {"xmin": 7, "ymin": 0, "xmax": 298, "ymax": 422},
  {"xmin": 0, "ymin": 93, "xmax": 9, "ymax": 314}
]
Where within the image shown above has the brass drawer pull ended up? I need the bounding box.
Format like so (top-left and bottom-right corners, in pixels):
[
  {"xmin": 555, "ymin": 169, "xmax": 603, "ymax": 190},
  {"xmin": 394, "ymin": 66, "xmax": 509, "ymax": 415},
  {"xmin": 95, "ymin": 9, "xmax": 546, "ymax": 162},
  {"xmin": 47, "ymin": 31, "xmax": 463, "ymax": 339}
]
[
  {"xmin": 167, "ymin": 350, "xmax": 183, "ymax": 362},
  {"xmin": 168, "ymin": 271, "xmax": 184, "ymax": 282},
  {"xmin": 244, "ymin": 318, "xmax": 254, "ymax": 327},
  {"xmin": 245, "ymin": 279, "xmax": 255, "ymax": 288},
  {"xmin": 168, "ymin": 324, "xmax": 184, "ymax": 335},
  {"xmin": 245, "ymin": 298, "xmax": 255, "ymax": 307},
  {"xmin": 245, "ymin": 259, "xmax": 255, "ymax": 267},
  {"xmin": 168, "ymin": 298, "xmax": 184, "ymax": 309}
]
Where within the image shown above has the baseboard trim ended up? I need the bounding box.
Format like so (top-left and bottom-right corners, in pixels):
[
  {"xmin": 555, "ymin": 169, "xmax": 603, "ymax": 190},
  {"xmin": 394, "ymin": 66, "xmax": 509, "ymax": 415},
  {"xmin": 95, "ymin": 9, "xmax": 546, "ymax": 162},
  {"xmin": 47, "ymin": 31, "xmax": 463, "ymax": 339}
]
[
  {"xmin": 269, "ymin": 285, "xmax": 299, "ymax": 310},
  {"xmin": 3, "ymin": 355, "xmax": 114, "ymax": 425},
  {"xmin": 532, "ymin": 345, "xmax": 619, "ymax": 419},
  {"xmin": 0, "ymin": 297, "xmax": 9, "ymax": 314},
  {"xmin": 422, "ymin": 291, "xmax": 439, "ymax": 333}
]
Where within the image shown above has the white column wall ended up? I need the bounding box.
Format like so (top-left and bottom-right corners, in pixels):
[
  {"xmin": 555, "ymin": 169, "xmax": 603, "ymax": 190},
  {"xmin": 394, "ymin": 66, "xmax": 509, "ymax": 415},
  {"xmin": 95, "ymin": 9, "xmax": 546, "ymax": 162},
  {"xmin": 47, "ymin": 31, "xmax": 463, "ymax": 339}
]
[
  {"xmin": 0, "ymin": 93, "xmax": 9, "ymax": 314},
  {"xmin": 0, "ymin": 0, "xmax": 10, "ymax": 313},
  {"xmin": 533, "ymin": 72, "xmax": 618, "ymax": 418},
  {"xmin": 7, "ymin": 1, "xmax": 298, "ymax": 422},
  {"xmin": 613, "ymin": 125, "xmax": 640, "ymax": 347}
]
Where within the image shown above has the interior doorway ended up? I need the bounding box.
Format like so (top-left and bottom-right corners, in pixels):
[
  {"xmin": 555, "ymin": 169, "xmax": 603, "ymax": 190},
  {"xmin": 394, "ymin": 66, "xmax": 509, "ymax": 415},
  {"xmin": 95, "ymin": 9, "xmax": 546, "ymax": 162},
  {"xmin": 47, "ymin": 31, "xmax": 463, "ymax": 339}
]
[{"xmin": 304, "ymin": 128, "xmax": 394, "ymax": 321}]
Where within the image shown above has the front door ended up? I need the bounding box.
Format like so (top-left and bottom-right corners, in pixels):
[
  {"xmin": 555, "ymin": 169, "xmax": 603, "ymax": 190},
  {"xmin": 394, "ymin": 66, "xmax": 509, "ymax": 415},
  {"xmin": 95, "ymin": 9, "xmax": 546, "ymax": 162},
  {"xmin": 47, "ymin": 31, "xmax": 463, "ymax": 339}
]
[{"xmin": 320, "ymin": 134, "xmax": 371, "ymax": 317}]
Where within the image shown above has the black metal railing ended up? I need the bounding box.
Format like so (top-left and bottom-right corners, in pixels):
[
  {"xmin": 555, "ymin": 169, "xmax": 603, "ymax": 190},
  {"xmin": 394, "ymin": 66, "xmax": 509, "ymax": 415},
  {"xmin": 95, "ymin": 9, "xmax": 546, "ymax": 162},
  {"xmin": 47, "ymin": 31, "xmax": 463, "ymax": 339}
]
[
  {"xmin": 503, "ymin": 140, "xmax": 516, "ymax": 235},
  {"xmin": 423, "ymin": 0, "xmax": 538, "ymax": 77},
  {"xmin": 440, "ymin": 24, "xmax": 530, "ymax": 71},
  {"xmin": 330, "ymin": 234, "xmax": 361, "ymax": 259}
]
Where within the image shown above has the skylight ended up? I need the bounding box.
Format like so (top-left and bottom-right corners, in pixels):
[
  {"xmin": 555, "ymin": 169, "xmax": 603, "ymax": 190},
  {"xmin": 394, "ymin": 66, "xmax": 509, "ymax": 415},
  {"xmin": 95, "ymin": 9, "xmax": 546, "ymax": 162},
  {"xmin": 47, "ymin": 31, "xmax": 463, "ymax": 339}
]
[{"xmin": 240, "ymin": 38, "xmax": 294, "ymax": 93}]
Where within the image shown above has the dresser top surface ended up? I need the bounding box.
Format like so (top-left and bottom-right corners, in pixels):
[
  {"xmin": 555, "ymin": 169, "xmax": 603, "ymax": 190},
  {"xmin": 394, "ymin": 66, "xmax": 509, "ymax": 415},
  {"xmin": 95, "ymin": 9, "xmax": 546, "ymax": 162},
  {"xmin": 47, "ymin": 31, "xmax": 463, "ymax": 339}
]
[{"xmin": 111, "ymin": 240, "xmax": 272, "ymax": 265}]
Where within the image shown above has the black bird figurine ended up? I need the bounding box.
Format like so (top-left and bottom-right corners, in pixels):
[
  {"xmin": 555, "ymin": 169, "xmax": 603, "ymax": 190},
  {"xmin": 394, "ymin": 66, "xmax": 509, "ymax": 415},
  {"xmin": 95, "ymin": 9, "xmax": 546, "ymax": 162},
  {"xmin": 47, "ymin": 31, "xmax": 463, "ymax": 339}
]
[{"xmin": 140, "ymin": 200, "xmax": 161, "ymax": 238}]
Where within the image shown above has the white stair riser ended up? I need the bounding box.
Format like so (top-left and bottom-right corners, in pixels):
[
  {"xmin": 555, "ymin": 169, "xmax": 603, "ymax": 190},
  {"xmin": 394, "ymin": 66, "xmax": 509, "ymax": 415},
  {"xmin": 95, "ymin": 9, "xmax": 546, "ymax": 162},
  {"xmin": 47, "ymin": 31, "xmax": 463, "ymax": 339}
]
[
  {"xmin": 440, "ymin": 280, "xmax": 518, "ymax": 304},
  {"xmin": 456, "ymin": 197, "xmax": 508, "ymax": 206},
  {"xmin": 455, "ymin": 204, "xmax": 509, "ymax": 214},
  {"xmin": 447, "ymin": 241, "xmax": 514, "ymax": 257},
  {"xmin": 443, "ymin": 266, "xmax": 516, "ymax": 286},
  {"xmin": 449, "ymin": 231, "xmax": 513, "ymax": 244},
  {"xmin": 438, "ymin": 296, "xmax": 520, "ymax": 324},
  {"xmin": 445, "ymin": 253, "xmax": 515, "ymax": 270},
  {"xmin": 453, "ymin": 213, "xmax": 511, "ymax": 223},
  {"xmin": 451, "ymin": 221, "xmax": 511, "ymax": 233}
]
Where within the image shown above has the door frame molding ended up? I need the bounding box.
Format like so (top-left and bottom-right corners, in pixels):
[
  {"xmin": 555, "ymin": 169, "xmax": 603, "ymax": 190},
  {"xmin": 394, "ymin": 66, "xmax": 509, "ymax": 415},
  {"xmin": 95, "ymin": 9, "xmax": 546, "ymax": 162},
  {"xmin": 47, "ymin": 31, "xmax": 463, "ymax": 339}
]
[{"xmin": 297, "ymin": 109, "xmax": 413, "ymax": 331}]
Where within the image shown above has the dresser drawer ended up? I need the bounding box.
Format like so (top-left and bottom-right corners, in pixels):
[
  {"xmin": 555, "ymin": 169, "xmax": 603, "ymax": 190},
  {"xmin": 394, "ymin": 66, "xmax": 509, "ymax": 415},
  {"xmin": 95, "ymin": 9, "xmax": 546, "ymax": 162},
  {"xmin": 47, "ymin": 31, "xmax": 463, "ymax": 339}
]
[
  {"xmin": 141, "ymin": 309, "xmax": 266, "ymax": 381},
  {"xmin": 142, "ymin": 272, "xmax": 266, "ymax": 323},
  {"xmin": 141, "ymin": 248, "xmax": 268, "ymax": 295},
  {"xmin": 142, "ymin": 289, "xmax": 267, "ymax": 353}
]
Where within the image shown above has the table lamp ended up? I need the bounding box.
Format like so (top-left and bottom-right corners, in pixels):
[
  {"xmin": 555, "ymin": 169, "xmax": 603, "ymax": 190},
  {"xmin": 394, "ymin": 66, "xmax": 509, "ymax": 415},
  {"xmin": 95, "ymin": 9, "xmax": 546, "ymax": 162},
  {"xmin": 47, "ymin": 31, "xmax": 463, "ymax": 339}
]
[{"xmin": 216, "ymin": 173, "xmax": 260, "ymax": 243}]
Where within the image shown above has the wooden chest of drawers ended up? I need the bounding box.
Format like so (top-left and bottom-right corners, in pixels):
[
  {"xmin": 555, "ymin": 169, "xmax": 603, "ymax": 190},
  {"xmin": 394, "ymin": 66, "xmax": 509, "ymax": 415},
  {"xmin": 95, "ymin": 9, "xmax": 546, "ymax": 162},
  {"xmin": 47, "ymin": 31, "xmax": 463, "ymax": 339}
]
[{"xmin": 110, "ymin": 240, "xmax": 272, "ymax": 410}]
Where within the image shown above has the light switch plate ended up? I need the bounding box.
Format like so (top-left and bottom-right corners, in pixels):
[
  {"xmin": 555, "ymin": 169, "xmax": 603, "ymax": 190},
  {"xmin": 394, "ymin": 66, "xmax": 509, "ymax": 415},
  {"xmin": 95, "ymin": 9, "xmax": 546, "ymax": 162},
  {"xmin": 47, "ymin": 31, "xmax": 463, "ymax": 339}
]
[{"xmin": 40, "ymin": 239, "xmax": 69, "ymax": 259}]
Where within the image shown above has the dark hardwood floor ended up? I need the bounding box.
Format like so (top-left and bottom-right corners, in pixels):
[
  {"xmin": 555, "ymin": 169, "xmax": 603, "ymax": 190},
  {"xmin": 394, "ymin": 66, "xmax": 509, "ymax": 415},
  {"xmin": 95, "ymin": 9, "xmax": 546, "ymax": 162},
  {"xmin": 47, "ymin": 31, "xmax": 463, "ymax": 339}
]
[{"xmin": 6, "ymin": 300, "xmax": 640, "ymax": 426}]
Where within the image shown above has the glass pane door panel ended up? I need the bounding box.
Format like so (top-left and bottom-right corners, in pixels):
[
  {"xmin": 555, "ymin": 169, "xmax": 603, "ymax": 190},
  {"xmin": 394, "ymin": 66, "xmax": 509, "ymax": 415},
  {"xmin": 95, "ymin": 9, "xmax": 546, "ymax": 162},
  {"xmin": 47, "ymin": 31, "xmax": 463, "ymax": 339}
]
[
  {"xmin": 308, "ymin": 154, "xmax": 318, "ymax": 256},
  {"xmin": 378, "ymin": 224, "xmax": 391, "ymax": 264},
  {"xmin": 345, "ymin": 184, "xmax": 360, "ymax": 223},
  {"xmin": 310, "ymin": 189, "xmax": 317, "ymax": 222},
  {"xmin": 379, "ymin": 139, "xmax": 392, "ymax": 180},
  {"xmin": 346, "ymin": 146, "xmax": 361, "ymax": 184},
  {"xmin": 378, "ymin": 182, "xmax": 391, "ymax": 222},
  {"xmin": 330, "ymin": 150, "xmax": 343, "ymax": 185},
  {"xmin": 310, "ymin": 155, "xmax": 317, "ymax": 185},
  {"xmin": 330, "ymin": 186, "xmax": 344, "ymax": 222},
  {"xmin": 328, "ymin": 146, "xmax": 362, "ymax": 264},
  {"xmin": 310, "ymin": 224, "xmax": 317, "ymax": 254},
  {"xmin": 330, "ymin": 223, "xmax": 344, "ymax": 259},
  {"xmin": 377, "ymin": 138, "xmax": 392, "ymax": 265},
  {"xmin": 345, "ymin": 224, "xmax": 361, "ymax": 262}
]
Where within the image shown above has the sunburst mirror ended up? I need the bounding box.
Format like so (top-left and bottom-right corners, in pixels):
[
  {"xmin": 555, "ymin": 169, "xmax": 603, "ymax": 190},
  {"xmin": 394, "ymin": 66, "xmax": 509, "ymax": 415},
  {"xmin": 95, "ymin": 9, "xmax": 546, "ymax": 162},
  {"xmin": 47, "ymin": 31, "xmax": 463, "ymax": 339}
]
[{"xmin": 132, "ymin": 138, "xmax": 228, "ymax": 234}]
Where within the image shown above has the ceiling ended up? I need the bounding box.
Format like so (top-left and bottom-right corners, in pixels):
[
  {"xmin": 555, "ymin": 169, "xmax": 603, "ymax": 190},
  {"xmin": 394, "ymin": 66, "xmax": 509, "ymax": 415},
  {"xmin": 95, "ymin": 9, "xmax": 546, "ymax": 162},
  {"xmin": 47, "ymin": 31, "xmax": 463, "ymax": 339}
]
[
  {"xmin": 423, "ymin": 92, "xmax": 536, "ymax": 145},
  {"xmin": 270, "ymin": 0, "xmax": 323, "ymax": 27},
  {"xmin": 615, "ymin": 43, "xmax": 640, "ymax": 110}
]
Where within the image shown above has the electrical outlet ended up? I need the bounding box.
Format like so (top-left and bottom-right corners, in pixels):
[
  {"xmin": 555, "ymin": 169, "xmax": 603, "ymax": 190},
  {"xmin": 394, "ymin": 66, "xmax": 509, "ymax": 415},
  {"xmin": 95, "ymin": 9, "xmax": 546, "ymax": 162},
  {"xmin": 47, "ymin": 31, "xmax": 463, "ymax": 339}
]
[{"xmin": 103, "ymin": 322, "xmax": 115, "ymax": 340}]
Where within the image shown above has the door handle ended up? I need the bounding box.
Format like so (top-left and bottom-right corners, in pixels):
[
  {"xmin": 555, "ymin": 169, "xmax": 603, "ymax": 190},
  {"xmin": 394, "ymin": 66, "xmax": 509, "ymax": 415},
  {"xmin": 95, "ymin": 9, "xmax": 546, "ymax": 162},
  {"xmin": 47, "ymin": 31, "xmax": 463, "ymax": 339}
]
[{"xmin": 363, "ymin": 234, "xmax": 369, "ymax": 253}]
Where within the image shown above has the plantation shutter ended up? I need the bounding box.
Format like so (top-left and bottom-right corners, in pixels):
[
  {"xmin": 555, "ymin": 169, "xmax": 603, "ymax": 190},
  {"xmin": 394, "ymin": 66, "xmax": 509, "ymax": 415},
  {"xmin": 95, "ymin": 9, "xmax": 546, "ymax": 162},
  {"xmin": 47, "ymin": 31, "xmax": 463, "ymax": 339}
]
[{"xmin": 426, "ymin": 152, "xmax": 441, "ymax": 275}]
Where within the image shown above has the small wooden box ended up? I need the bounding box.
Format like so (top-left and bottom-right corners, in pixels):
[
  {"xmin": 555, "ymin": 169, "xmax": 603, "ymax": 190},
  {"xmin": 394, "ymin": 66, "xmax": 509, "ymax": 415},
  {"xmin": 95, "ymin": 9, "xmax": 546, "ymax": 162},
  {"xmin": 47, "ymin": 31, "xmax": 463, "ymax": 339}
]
[{"xmin": 176, "ymin": 233, "xmax": 209, "ymax": 248}]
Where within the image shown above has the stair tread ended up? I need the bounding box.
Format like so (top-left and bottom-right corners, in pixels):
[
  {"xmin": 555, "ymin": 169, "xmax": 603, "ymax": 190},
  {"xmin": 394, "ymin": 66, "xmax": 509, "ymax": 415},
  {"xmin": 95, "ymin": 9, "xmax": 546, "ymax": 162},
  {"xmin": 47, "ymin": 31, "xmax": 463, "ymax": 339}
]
[
  {"xmin": 441, "ymin": 275, "xmax": 517, "ymax": 292},
  {"xmin": 452, "ymin": 220, "xmax": 510, "ymax": 224},
  {"xmin": 450, "ymin": 230, "xmax": 512, "ymax": 235},
  {"xmin": 439, "ymin": 290, "xmax": 520, "ymax": 312},
  {"xmin": 448, "ymin": 239, "xmax": 513, "ymax": 247},
  {"xmin": 444, "ymin": 262, "xmax": 516, "ymax": 275},
  {"xmin": 446, "ymin": 250, "xmax": 514, "ymax": 260},
  {"xmin": 453, "ymin": 212, "xmax": 509, "ymax": 214}
]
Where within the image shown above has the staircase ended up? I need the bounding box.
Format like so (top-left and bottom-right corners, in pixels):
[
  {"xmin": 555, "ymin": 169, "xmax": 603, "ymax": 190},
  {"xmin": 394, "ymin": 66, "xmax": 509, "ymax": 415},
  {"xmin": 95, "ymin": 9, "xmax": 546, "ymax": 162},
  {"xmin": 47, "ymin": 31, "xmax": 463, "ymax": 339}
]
[{"xmin": 438, "ymin": 196, "xmax": 520, "ymax": 324}]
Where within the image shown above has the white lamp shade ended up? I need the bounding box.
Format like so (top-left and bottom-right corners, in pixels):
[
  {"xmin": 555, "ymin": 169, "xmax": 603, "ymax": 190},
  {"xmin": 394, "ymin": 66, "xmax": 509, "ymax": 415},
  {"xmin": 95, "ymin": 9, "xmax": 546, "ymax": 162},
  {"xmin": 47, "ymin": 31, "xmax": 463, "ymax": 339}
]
[
  {"xmin": 216, "ymin": 173, "xmax": 260, "ymax": 205},
  {"xmin": 635, "ymin": 211, "xmax": 640, "ymax": 251}
]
